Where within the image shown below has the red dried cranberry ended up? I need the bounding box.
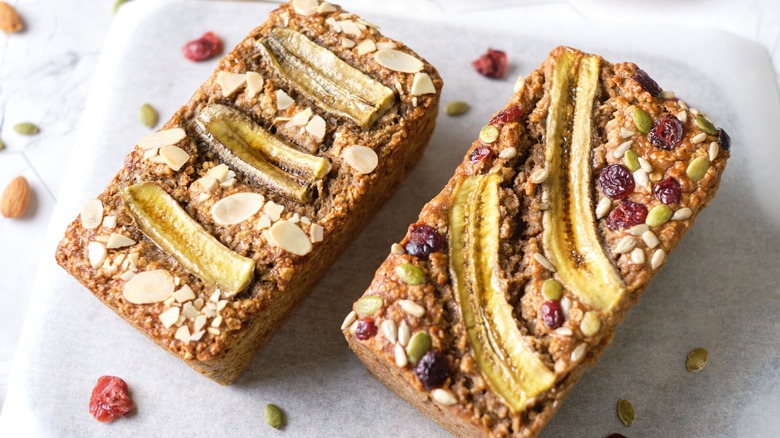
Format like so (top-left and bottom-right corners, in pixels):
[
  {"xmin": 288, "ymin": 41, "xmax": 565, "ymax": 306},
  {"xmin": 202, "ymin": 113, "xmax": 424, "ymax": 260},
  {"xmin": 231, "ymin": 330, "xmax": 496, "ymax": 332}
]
[
  {"xmin": 718, "ymin": 128, "xmax": 731, "ymax": 151},
  {"xmin": 631, "ymin": 68, "xmax": 662, "ymax": 98},
  {"xmin": 183, "ymin": 32, "xmax": 223, "ymax": 62},
  {"xmin": 472, "ymin": 48, "xmax": 508, "ymax": 79},
  {"xmin": 404, "ymin": 224, "xmax": 444, "ymax": 258},
  {"xmin": 648, "ymin": 115, "xmax": 684, "ymax": 150},
  {"xmin": 606, "ymin": 200, "xmax": 648, "ymax": 231},
  {"xmin": 89, "ymin": 376, "xmax": 134, "ymax": 422},
  {"xmin": 599, "ymin": 164, "xmax": 635, "ymax": 199},
  {"xmin": 653, "ymin": 177, "xmax": 682, "ymax": 205},
  {"xmin": 540, "ymin": 300, "xmax": 564, "ymax": 329},
  {"xmin": 489, "ymin": 105, "xmax": 523, "ymax": 126},
  {"xmin": 414, "ymin": 350, "xmax": 450, "ymax": 390},
  {"xmin": 605, "ymin": 434, "xmax": 628, "ymax": 438},
  {"xmin": 355, "ymin": 318, "xmax": 377, "ymax": 340},
  {"xmin": 469, "ymin": 145, "xmax": 493, "ymax": 163}
]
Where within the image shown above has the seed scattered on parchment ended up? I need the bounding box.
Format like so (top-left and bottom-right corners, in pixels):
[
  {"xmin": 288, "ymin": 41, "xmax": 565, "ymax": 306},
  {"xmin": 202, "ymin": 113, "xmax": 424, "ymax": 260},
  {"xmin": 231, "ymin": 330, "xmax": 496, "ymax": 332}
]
[{"xmin": 264, "ymin": 403, "xmax": 285, "ymax": 429}]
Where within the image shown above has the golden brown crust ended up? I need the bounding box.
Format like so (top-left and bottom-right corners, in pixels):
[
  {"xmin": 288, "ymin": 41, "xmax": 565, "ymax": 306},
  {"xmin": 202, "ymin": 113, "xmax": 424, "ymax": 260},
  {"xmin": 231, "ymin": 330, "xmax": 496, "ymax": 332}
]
[
  {"xmin": 55, "ymin": 2, "xmax": 441, "ymax": 384},
  {"xmin": 345, "ymin": 46, "xmax": 729, "ymax": 436}
]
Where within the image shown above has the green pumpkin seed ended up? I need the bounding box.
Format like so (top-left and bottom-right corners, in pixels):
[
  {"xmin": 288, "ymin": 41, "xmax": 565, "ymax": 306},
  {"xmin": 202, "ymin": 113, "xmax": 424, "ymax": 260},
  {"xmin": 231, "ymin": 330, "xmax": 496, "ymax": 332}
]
[
  {"xmin": 623, "ymin": 150, "xmax": 640, "ymax": 172},
  {"xmin": 541, "ymin": 279, "xmax": 563, "ymax": 300},
  {"xmin": 686, "ymin": 347, "xmax": 709, "ymax": 372},
  {"xmin": 395, "ymin": 263, "xmax": 425, "ymax": 285},
  {"xmin": 617, "ymin": 399, "xmax": 635, "ymax": 427},
  {"xmin": 694, "ymin": 116, "xmax": 718, "ymax": 136},
  {"xmin": 13, "ymin": 122, "xmax": 39, "ymax": 136},
  {"xmin": 140, "ymin": 103, "xmax": 159, "ymax": 129},
  {"xmin": 633, "ymin": 108, "xmax": 653, "ymax": 134},
  {"xmin": 445, "ymin": 101, "xmax": 470, "ymax": 116},
  {"xmin": 406, "ymin": 330, "xmax": 432, "ymax": 363},
  {"xmin": 479, "ymin": 125, "xmax": 499, "ymax": 143},
  {"xmin": 264, "ymin": 403, "xmax": 285, "ymax": 429},
  {"xmin": 356, "ymin": 295, "xmax": 383, "ymax": 316},
  {"xmin": 646, "ymin": 204, "xmax": 673, "ymax": 227},
  {"xmin": 686, "ymin": 156, "xmax": 710, "ymax": 181},
  {"xmin": 113, "ymin": 0, "xmax": 130, "ymax": 13}
]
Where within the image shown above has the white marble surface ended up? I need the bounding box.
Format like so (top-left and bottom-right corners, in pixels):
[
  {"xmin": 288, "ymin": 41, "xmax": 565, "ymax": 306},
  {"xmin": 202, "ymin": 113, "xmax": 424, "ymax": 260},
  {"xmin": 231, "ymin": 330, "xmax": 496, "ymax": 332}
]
[{"xmin": 0, "ymin": 0, "xmax": 779, "ymax": 421}]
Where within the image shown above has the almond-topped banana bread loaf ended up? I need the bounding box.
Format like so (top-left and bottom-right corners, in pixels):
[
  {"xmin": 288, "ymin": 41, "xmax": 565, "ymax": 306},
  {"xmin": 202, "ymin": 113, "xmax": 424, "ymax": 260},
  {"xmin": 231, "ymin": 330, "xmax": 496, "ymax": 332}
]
[
  {"xmin": 55, "ymin": 0, "xmax": 442, "ymax": 385},
  {"xmin": 343, "ymin": 46, "xmax": 730, "ymax": 437}
]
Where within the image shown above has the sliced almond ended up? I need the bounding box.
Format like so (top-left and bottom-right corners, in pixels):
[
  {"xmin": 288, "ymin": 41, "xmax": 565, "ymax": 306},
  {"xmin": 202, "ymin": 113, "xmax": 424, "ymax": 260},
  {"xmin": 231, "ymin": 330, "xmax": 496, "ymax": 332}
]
[
  {"xmin": 317, "ymin": 2, "xmax": 337, "ymax": 13},
  {"xmin": 305, "ymin": 115, "xmax": 326, "ymax": 142},
  {"xmin": 337, "ymin": 20, "xmax": 362, "ymax": 38},
  {"xmin": 257, "ymin": 214, "xmax": 272, "ymax": 230},
  {"xmin": 194, "ymin": 315, "xmax": 208, "ymax": 332},
  {"xmin": 123, "ymin": 269, "xmax": 175, "ymax": 304},
  {"xmin": 88, "ymin": 242, "xmax": 107, "ymax": 269},
  {"xmin": 159, "ymin": 307, "xmax": 181, "ymax": 328},
  {"xmin": 159, "ymin": 145, "xmax": 190, "ymax": 171},
  {"xmin": 286, "ymin": 107, "xmax": 312, "ymax": 128},
  {"xmin": 106, "ymin": 233, "xmax": 136, "ymax": 249},
  {"xmin": 211, "ymin": 192, "xmax": 265, "ymax": 226},
  {"xmin": 118, "ymin": 270, "xmax": 136, "ymax": 281},
  {"xmin": 81, "ymin": 199, "xmax": 104, "ymax": 229},
  {"xmin": 342, "ymin": 145, "xmax": 378, "ymax": 174},
  {"xmin": 310, "ymin": 223, "xmax": 324, "ymax": 243},
  {"xmin": 356, "ymin": 39, "xmax": 376, "ymax": 55},
  {"xmin": 263, "ymin": 201, "xmax": 284, "ymax": 222},
  {"xmin": 216, "ymin": 71, "xmax": 246, "ymax": 98},
  {"xmin": 411, "ymin": 72, "xmax": 435, "ymax": 96},
  {"xmin": 341, "ymin": 37, "xmax": 356, "ymax": 49},
  {"xmin": 269, "ymin": 220, "xmax": 312, "ymax": 256},
  {"xmin": 142, "ymin": 148, "xmax": 159, "ymax": 160},
  {"xmin": 245, "ymin": 72, "xmax": 264, "ymax": 98},
  {"xmin": 292, "ymin": 0, "xmax": 318, "ymax": 16},
  {"xmin": 276, "ymin": 89, "xmax": 294, "ymax": 110},
  {"xmin": 196, "ymin": 175, "xmax": 218, "ymax": 192},
  {"xmin": 127, "ymin": 252, "xmax": 139, "ymax": 271},
  {"xmin": 207, "ymin": 163, "xmax": 230, "ymax": 181},
  {"xmin": 102, "ymin": 215, "xmax": 117, "ymax": 229},
  {"xmin": 375, "ymin": 41, "xmax": 397, "ymax": 51},
  {"xmin": 172, "ymin": 285, "xmax": 196, "ymax": 303},
  {"xmin": 174, "ymin": 325, "xmax": 191, "ymax": 343},
  {"xmin": 374, "ymin": 50, "xmax": 424, "ymax": 73},
  {"xmin": 138, "ymin": 128, "xmax": 187, "ymax": 150},
  {"xmin": 181, "ymin": 301, "xmax": 199, "ymax": 319}
]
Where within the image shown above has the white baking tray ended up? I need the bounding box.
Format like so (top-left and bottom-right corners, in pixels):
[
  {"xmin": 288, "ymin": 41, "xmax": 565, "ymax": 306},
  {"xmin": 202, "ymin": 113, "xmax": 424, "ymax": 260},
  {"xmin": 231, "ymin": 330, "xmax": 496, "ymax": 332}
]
[{"xmin": 2, "ymin": 1, "xmax": 779, "ymax": 436}]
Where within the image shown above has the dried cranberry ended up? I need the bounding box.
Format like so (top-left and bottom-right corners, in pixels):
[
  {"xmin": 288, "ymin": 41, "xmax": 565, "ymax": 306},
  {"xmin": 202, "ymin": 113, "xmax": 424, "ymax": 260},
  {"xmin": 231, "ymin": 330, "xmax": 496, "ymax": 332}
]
[
  {"xmin": 541, "ymin": 300, "xmax": 564, "ymax": 329},
  {"xmin": 182, "ymin": 32, "xmax": 223, "ymax": 62},
  {"xmin": 653, "ymin": 177, "xmax": 682, "ymax": 205},
  {"xmin": 472, "ymin": 48, "xmax": 508, "ymax": 79},
  {"xmin": 469, "ymin": 145, "xmax": 493, "ymax": 163},
  {"xmin": 414, "ymin": 350, "xmax": 450, "ymax": 390},
  {"xmin": 631, "ymin": 68, "xmax": 662, "ymax": 98},
  {"xmin": 89, "ymin": 376, "xmax": 134, "ymax": 422},
  {"xmin": 648, "ymin": 115, "xmax": 684, "ymax": 150},
  {"xmin": 489, "ymin": 105, "xmax": 523, "ymax": 126},
  {"xmin": 718, "ymin": 128, "xmax": 731, "ymax": 151},
  {"xmin": 404, "ymin": 224, "xmax": 444, "ymax": 258},
  {"xmin": 599, "ymin": 164, "xmax": 635, "ymax": 199},
  {"xmin": 605, "ymin": 434, "xmax": 628, "ymax": 438},
  {"xmin": 355, "ymin": 318, "xmax": 377, "ymax": 340},
  {"xmin": 606, "ymin": 200, "xmax": 648, "ymax": 231}
]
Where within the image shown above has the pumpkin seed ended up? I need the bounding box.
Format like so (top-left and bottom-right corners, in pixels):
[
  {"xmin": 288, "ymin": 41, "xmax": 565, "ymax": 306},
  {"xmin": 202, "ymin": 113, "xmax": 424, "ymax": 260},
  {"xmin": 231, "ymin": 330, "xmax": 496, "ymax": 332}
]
[
  {"xmin": 623, "ymin": 150, "xmax": 640, "ymax": 172},
  {"xmin": 694, "ymin": 116, "xmax": 718, "ymax": 136},
  {"xmin": 13, "ymin": 122, "xmax": 39, "ymax": 136},
  {"xmin": 405, "ymin": 330, "xmax": 432, "ymax": 363},
  {"xmin": 445, "ymin": 101, "xmax": 470, "ymax": 116},
  {"xmin": 113, "ymin": 0, "xmax": 130, "ymax": 13},
  {"xmin": 686, "ymin": 347, "xmax": 709, "ymax": 372},
  {"xmin": 395, "ymin": 263, "xmax": 425, "ymax": 285},
  {"xmin": 646, "ymin": 204, "xmax": 673, "ymax": 227},
  {"xmin": 541, "ymin": 278, "xmax": 563, "ymax": 300},
  {"xmin": 479, "ymin": 125, "xmax": 499, "ymax": 143},
  {"xmin": 687, "ymin": 156, "xmax": 709, "ymax": 181},
  {"xmin": 264, "ymin": 403, "xmax": 285, "ymax": 429},
  {"xmin": 140, "ymin": 103, "xmax": 159, "ymax": 128},
  {"xmin": 617, "ymin": 399, "xmax": 635, "ymax": 427},
  {"xmin": 632, "ymin": 108, "xmax": 652, "ymax": 134},
  {"xmin": 356, "ymin": 295, "xmax": 383, "ymax": 316}
]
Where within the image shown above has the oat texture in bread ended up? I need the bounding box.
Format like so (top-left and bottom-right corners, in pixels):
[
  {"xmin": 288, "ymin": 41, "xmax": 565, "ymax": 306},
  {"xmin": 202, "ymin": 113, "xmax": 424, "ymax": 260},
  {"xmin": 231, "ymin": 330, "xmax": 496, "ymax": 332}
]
[
  {"xmin": 344, "ymin": 46, "xmax": 730, "ymax": 437},
  {"xmin": 55, "ymin": 0, "xmax": 442, "ymax": 385}
]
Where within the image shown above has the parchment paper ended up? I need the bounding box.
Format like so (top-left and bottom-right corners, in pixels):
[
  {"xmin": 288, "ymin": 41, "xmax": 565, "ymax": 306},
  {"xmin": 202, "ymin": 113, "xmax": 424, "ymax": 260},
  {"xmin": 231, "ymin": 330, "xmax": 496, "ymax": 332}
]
[{"xmin": 2, "ymin": 1, "xmax": 779, "ymax": 436}]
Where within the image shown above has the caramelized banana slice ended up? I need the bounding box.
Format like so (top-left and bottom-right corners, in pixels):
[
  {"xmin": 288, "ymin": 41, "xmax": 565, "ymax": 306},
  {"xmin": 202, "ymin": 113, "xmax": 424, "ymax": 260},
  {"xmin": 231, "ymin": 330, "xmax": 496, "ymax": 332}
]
[
  {"xmin": 449, "ymin": 174, "xmax": 555, "ymax": 413},
  {"xmin": 123, "ymin": 183, "xmax": 255, "ymax": 297},
  {"xmin": 259, "ymin": 28, "xmax": 395, "ymax": 129},
  {"xmin": 542, "ymin": 51, "xmax": 625, "ymax": 311}
]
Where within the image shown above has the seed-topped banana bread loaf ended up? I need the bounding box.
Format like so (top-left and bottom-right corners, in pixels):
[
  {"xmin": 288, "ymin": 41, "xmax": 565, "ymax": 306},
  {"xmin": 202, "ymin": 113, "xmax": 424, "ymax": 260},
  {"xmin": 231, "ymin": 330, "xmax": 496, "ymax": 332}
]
[
  {"xmin": 343, "ymin": 46, "xmax": 730, "ymax": 436},
  {"xmin": 55, "ymin": 0, "xmax": 442, "ymax": 385}
]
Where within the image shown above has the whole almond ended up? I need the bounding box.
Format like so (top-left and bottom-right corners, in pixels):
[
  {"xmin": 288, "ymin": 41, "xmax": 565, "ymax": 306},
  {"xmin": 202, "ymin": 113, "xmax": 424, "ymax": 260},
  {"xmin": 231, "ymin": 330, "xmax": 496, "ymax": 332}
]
[
  {"xmin": 1, "ymin": 176, "xmax": 31, "ymax": 218},
  {"xmin": 0, "ymin": 2, "xmax": 23, "ymax": 34}
]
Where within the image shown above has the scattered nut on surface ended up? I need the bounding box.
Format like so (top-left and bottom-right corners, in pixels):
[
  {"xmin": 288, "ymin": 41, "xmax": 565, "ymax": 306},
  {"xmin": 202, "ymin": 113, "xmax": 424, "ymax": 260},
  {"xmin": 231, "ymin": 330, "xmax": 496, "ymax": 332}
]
[
  {"xmin": 1, "ymin": 176, "xmax": 31, "ymax": 218},
  {"xmin": 0, "ymin": 2, "xmax": 23, "ymax": 34}
]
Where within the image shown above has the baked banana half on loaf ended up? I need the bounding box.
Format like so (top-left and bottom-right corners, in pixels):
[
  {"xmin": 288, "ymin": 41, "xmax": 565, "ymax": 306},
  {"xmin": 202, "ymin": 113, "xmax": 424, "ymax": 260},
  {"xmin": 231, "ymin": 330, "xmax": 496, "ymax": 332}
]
[
  {"xmin": 55, "ymin": 0, "xmax": 442, "ymax": 385},
  {"xmin": 343, "ymin": 46, "xmax": 729, "ymax": 436}
]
